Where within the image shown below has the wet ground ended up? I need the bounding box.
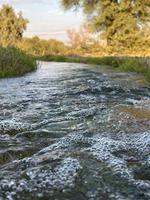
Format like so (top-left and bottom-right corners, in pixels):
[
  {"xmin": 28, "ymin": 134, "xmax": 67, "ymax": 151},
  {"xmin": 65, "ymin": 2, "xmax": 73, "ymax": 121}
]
[{"xmin": 0, "ymin": 62, "xmax": 150, "ymax": 200}]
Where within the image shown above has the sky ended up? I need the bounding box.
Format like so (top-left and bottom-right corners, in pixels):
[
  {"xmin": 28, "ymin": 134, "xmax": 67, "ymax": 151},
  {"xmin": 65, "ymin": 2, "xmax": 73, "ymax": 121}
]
[{"xmin": 0, "ymin": 0, "xmax": 83, "ymax": 42}]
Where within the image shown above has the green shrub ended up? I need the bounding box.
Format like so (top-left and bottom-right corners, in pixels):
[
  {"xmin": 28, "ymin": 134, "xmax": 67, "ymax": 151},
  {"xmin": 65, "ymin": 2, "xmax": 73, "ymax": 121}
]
[
  {"xmin": 86, "ymin": 57, "xmax": 120, "ymax": 68},
  {"xmin": 0, "ymin": 47, "xmax": 37, "ymax": 78}
]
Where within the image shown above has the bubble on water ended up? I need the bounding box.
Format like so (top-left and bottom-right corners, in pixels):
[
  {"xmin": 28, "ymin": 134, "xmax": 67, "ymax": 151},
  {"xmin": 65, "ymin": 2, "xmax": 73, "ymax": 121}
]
[
  {"xmin": 30, "ymin": 130, "xmax": 150, "ymax": 186},
  {"xmin": 36, "ymin": 132, "xmax": 86, "ymax": 156},
  {"xmin": 127, "ymin": 98, "xmax": 150, "ymax": 109},
  {"xmin": 0, "ymin": 119, "xmax": 30, "ymax": 134},
  {"xmin": 126, "ymin": 132, "xmax": 150, "ymax": 156},
  {"xmin": 0, "ymin": 157, "xmax": 81, "ymax": 199},
  {"xmin": 86, "ymin": 135, "xmax": 133, "ymax": 179},
  {"xmin": 126, "ymin": 98, "xmax": 140, "ymax": 105},
  {"xmin": 0, "ymin": 62, "xmax": 150, "ymax": 199},
  {"xmin": 0, "ymin": 119, "xmax": 55, "ymax": 135},
  {"xmin": 85, "ymin": 132, "xmax": 150, "ymax": 184}
]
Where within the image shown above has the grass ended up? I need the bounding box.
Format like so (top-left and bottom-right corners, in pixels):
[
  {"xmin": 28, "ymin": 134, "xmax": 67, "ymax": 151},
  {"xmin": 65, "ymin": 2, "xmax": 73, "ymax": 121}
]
[
  {"xmin": 39, "ymin": 55, "xmax": 150, "ymax": 82},
  {"xmin": 0, "ymin": 47, "xmax": 37, "ymax": 78}
]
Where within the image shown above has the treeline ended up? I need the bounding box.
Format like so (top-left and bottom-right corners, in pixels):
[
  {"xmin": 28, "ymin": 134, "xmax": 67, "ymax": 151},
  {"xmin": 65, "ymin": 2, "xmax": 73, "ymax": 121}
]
[
  {"xmin": 17, "ymin": 28, "xmax": 150, "ymax": 58},
  {"xmin": 0, "ymin": 3, "xmax": 150, "ymax": 58},
  {"xmin": 0, "ymin": 3, "xmax": 150, "ymax": 79},
  {"xmin": 60, "ymin": 0, "xmax": 150, "ymax": 57},
  {"xmin": 17, "ymin": 26, "xmax": 150, "ymax": 58},
  {"xmin": 64, "ymin": 26, "xmax": 150, "ymax": 57},
  {"xmin": 18, "ymin": 37, "xmax": 68, "ymax": 57}
]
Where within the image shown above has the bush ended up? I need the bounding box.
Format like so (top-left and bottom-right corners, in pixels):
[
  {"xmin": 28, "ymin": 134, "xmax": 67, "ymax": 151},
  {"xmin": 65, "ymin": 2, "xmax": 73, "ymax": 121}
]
[
  {"xmin": 0, "ymin": 47, "xmax": 37, "ymax": 78},
  {"xmin": 118, "ymin": 57, "xmax": 150, "ymax": 82}
]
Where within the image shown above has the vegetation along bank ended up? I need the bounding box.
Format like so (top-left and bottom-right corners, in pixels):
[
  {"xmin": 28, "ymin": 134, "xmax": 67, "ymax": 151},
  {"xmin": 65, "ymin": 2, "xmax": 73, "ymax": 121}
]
[
  {"xmin": 39, "ymin": 55, "xmax": 150, "ymax": 83},
  {"xmin": 0, "ymin": 48, "xmax": 37, "ymax": 78}
]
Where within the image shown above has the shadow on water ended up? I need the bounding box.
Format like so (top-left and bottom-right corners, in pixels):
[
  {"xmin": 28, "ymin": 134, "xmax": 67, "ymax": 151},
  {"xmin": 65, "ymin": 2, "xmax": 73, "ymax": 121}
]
[{"xmin": 0, "ymin": 62, "xmax": 150, "ymax": 200}]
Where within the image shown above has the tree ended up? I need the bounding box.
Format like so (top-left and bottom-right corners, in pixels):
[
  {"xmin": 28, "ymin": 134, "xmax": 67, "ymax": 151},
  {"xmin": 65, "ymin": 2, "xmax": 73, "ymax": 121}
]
[
  {"xmin": 18, "ymin": 37, "xmax": 67, "ymax": 56},
  {"xmin": 0, "ymin": 4, "xmax": 28, "ymax": 47},
  {"xmin": 61, "ymin": 0, "xmax": 150, "ymax": 46},
  {"xmin": 67, "ymin": 24, "xmax": 102, "ymax": 54},
  {"xmin": 67, "ymin": 25, "xmax": 91, "ymax": 49}
]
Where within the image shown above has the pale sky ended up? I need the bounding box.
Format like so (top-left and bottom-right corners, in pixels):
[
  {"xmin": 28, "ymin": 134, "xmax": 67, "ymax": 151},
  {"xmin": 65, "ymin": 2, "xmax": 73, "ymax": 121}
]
[{"xmin": 0, "ymin": 0, "xmax": 83, "ymax": 41}]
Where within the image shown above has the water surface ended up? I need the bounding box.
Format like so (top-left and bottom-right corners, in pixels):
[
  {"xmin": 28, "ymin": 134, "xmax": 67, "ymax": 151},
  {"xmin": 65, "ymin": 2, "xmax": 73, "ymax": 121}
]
[{"xmin": 0, "ymin": 62, "xmax": 150, "ymax": 200}]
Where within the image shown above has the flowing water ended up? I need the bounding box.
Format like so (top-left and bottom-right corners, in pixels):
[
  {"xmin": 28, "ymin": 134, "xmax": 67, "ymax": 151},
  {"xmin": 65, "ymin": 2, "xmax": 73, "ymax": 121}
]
[{"xmin": 0, "ymin": 62, "xmax": 150, "ymax": 200}]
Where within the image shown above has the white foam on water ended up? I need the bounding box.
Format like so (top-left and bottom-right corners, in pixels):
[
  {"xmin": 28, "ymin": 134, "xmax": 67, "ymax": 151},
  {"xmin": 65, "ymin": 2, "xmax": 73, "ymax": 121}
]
[
  {"xmin": 0, "ymin": 119, "xmax": 30, "ymax": 134},
  {"xmin": 0, "ymin": 125, "xmax": 150, "ymax": 199},
  {"xmin": 0, "ymin": 157, "xmax": 81, "ymax": 200},
  {"xmin": 86, "ymin": 135, "xmax": 133, "ymax": 179},
  {"xmin": 36, "ymin": 132, "xmax": 86, "ymax": 156},
  {"xmin": 126, "ymin": 132, "xmax": 150, "ymax": 156},
  {"xmin": 0, "ymin": 119, "xmax": 55, "ymax": 135},
  {"xmin": 126, "ymin": 98, "xmax": 150, "ymax": 109},
  {"xmin": 30, "ymin": 130, "xmax": 150, "ymax": 186},
  {"xmin": 85, "ymin": 132, "xmax": 150, "ymax": 186}
]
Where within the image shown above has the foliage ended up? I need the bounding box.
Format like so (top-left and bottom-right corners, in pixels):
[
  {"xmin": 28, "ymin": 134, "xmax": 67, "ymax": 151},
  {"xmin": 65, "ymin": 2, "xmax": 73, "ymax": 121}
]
[
  {"xmin": 39, "ymin": 55, "xmax": 84, "ymax": 63},
  {"xmin": 0, "ymin": 47, "xmax": 37, "ymax": 78},
  {"xmin": 61, "ymin": 0, "xmax": 150, "ymax": 46},
  {"xmin": 0, "ymin": 4, "xmax": 28, "ymax": 47},
  {"xmin": 67, "ymin": 25, "xmax": 95, "ymax": 49},
  {"xmin": 64, "ymin": 25, "xmax": 150, "ymax": 57},
  {"xmin": 18, "ymin": 36, "xmax": 67, "ymax": 56}
]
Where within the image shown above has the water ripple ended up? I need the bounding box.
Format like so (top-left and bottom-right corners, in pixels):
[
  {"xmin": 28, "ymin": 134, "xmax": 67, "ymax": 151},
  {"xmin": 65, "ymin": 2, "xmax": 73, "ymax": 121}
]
[{"xmin": 0, "ymin": 62, "xmax": 150, "ymax": 200}]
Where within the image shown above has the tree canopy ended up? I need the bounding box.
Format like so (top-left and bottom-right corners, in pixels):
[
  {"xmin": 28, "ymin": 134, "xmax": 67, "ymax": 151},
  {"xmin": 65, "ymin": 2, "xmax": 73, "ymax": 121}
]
[
  {"xmin": 18, "ymin": 36, "xmax": 67, "ymax": 56},
  {"xmin": 0, "ymin": 4, "xmax": 28, "ymax": 47},
  {"xmin": 61, "ymin": 0, "xmax": 150, "ymax": 46}
]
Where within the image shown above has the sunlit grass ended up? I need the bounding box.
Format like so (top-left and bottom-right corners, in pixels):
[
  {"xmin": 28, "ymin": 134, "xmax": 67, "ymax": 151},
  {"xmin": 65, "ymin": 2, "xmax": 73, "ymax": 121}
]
[{"xmin": 0, "ymin": 47, "xmax": 37, "ymax": 78}]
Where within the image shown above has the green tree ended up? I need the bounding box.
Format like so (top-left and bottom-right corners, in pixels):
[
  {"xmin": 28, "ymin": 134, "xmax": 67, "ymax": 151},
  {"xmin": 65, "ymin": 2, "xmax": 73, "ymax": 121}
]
[
  {"xmin": 61, "ymin": 0, "xmax": 150, "ymax": 46},
  {"xmin": 0, "ymin": 4, "xmax": 28, "ymax": 47},
  {"xmin": 18, "ymin": 37, "xmax": 67, "ymax": 56}
]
